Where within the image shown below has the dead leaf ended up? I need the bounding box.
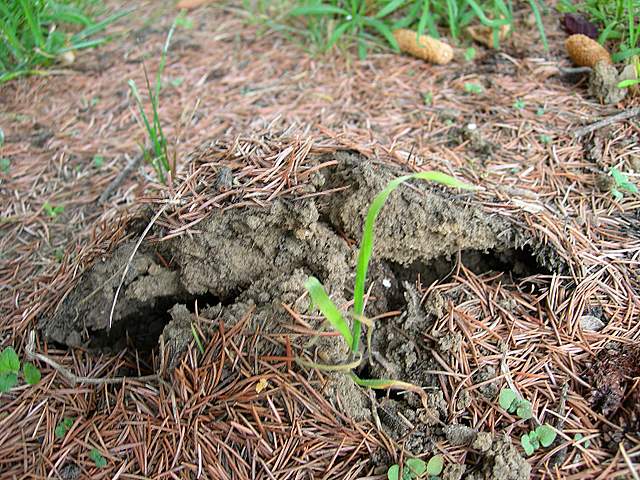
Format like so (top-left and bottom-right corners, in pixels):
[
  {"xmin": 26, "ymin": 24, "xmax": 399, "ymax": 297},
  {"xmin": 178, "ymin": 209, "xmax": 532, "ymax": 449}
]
[
  {"xmin": 467, "ymin": 22, "xmax": 511, "ymax": 49},
  {"xmin": 256, "ymin": 378, "xmax": 268, "ymax": 393}
]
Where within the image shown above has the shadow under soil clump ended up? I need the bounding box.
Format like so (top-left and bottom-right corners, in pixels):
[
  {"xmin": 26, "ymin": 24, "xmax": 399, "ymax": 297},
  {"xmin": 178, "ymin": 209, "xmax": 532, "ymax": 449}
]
[{"xmin": 41, "ymin": 153, "xmax": 561, "ymax": 479}]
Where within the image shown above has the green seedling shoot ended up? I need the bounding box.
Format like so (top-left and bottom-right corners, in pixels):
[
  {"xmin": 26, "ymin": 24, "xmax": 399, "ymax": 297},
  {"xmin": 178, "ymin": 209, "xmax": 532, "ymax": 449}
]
[
  {"xmin": 464, "ymin": 82, "xmax": 483, "ymax": 94},
  {"xmin": 304, "ymin": 171, "xmax": 473, "ymax": 398},
  {"xmin": 574, "ymin": 433, "xmax": 591, "ymax": 448},
  {"xmin": 609, "ymin": 166, "xmax": 638, "ymax": 200},
  {"xmin": 0, "ymin": 346, "xmax": 41, "ymax": 393},
  {"xmin": 55, "ymin": 418, "xmax": 75, "ymax": 439},
  {"xmin": 89, "ymin": 448, "xmax": 107, "ymax": 468},
  {"xmin": 498, "ymin": 388, "xmax": 532, "ymax": 419},
  {"xmin": 521, "ymin": 424, "xmax": 556, "ymax": 456},
  {"xmin": 42, "ymin": 201, "xmax": 64, "ymax": 218},
  {"xmin": 388, "ymin": 455, "xmax": 444, "ymax": 480}
]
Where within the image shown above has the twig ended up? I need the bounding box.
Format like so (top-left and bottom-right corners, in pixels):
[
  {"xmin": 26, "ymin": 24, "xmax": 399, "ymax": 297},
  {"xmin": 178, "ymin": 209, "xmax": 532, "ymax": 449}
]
[
  {"xmin": 99, "ymin": 153, "xmax": 144, "ymax": 204},
  {"xmin": 25, "ymin": 331, "xmax": 159, "ymax": 385},
  {"xmin": 573, "ymin": 107, "xmax": 640, "ymax": 138},
  {"xmin": 558, "ymin": 66, "xmax": 592, "ymax": 75}
]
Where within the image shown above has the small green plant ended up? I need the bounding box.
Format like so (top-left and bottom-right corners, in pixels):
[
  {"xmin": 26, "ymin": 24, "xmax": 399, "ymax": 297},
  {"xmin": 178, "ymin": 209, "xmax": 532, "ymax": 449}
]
[
  {"xmin": 536, "ymin": 106, "xmax": 545, "ymax": 116},
  {"xmin": 498, "ymin": 388, "xmax": 532, "ymax": 419},
  {"xmin": 0, "ymin": 157, "xmax": 10, "ymax": 173},
  {"xmin": 55, "ymin": 417, "xmax": 75, "ymax": 439},
  {"xmin": 609, "ymin": 166, "xmax": 638, "ymax": 200},
  {"xmin": 574, "ymin": 433, "xmax": 591, "ymax": 448},
  {"xmin": 190, "ymin": 323, "xmax": 205, "ymax": 354},
  {"xmin": 513, "ymin": 98, "xmax": 525, "ymax": 110},
  {"xmin": 89, "ymin": 448, "xmax": 107, "ymax": 468},
  {"xmin": 520, "ymin": 424, "xmax": 556, "ymax": 456},
  {"xmin": 128, "ymin": 15, "xmax": 183, "ymax": 184},
  {"xmin": 0, "ymin": 346, "xmax": 41, "ymax": 393},
  {"xmin": 387, "ymin": 455, "xmax": 444, "ymax": 480},
  {"xmin": 42, "ymin": 201, "xmax": 64, "ymax": 218},
  {"xmin": 463, "ymin": 82, "xmax": 483, "ymax": 94},
  {"xmin": 464, "ymin": 46, "xmax": 476, "ymax": 61},
  {"xmin": 0, "ymin": 2, "xmax": 130, "ymax": 83},
  {"xmin": 92, "ymin": 155, "xmax": 104, "ymax": 168},
  {"xmin": 540, "ymin": 134, "xmax": 552, "ymax": 144},
  {"xmin": 304, "ymin": 171, "xmax": 472, "ymax": 400},
  {"xmin": 423, "ymin": 91, "xmax": 433, "ymax": 105}
]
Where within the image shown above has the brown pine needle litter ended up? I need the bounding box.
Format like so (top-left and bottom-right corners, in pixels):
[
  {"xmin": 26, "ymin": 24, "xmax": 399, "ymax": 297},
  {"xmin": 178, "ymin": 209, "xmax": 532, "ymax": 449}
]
[{"xmin": 1, "ymin": 2, "xmax": 640, "ymax": 478}]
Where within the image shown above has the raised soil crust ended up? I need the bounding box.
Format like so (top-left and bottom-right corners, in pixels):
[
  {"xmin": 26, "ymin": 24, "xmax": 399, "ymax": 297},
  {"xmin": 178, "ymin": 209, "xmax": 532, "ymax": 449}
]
[{"xmin": 41, "ymin": 153, "xmax": 563, "ymax": 479}]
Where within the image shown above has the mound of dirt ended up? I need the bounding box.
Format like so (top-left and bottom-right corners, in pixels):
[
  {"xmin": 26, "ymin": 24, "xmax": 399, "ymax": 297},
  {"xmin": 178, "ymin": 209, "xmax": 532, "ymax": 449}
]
[{"xmin": 41, "ymin": 153, "xmax": 560, "ymax": 476}]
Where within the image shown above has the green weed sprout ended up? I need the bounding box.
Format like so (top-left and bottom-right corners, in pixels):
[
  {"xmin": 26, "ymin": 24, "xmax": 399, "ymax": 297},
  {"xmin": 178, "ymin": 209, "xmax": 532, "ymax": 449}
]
[
  {"xmin": 0, "ymin": 346, "xmax": 41, "ymax": 393},
  {"xmin": 463, "ymin": 82, "xmax": 483, "ymax": 95},
  {"xmin": 128, "ymin": 14, "xmax": 183, "ymax": 184},
  {"xmin": 609, "ymin": 166, "xmax": 638, "ymax": 200},
  {"xmin": 573, "ymin": 433, "xmax": 591, "ymax": 448},
  {"xmin": 0, "ymin": 3, "xmax": 130, "ymax": 83},
  {"xmin": 498, "ymin": 388, "xmax": 532, "ymax": 420},
  {"xmin": 464, "ymin": 47, "xmax": 476, "ymax": 62},
  {"xmin": 388, "ymin": 455, "xmax": 444, "ymax": 480},
  {"xmin": 55, "ymin": 417, "xmax": 75, "ymax": 439},
  {"xmin": 304, "ymin": 171, "xmax": 473, "ymax": 397},
  {"xmin": 89, "ymin": 448, "xmax": 107, "ymax": 468},
  {"xmin": 43, "ymin": 201, "xmax": 64, "ymax": 218},
  {"xmin": 520, "ymin": 424, "xmax": 556, "ymax": 456}
]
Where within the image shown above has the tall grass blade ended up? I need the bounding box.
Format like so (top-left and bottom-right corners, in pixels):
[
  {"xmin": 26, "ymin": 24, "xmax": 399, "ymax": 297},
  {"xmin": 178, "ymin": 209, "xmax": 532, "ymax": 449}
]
[
  {"xmin": 351, "ymin": 171, "xmax": 473, "ymax": 352},
  {"xmin": 305, "ymin": 276, "xmax": 353, "ymax": 348}
]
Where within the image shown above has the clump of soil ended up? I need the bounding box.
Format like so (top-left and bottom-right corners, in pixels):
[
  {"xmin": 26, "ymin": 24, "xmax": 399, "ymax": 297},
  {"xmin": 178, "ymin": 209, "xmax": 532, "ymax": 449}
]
[
  {"xmin": 589, "ymin": 343, "xmax": 640, "ymax": 438},
  {"xmin": 41, "ymin": 152, "xmax": 559, "ymax": 476}
]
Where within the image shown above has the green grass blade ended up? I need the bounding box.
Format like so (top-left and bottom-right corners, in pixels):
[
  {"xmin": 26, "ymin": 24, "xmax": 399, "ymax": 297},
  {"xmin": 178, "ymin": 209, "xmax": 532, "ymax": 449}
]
[
  {"xmin": 363, "ymin": 17, "xmax": 399, "ymax": 51},
  {"xmin": 446, "ymin": 0, "xmax": 459, "ymax": 39},
  {"xmin": 613, "ymin": 47, "xmax": 640, "ymax": 62},
  {"xmin": 71, "ymin": 8, "xmax": 132, "ymax": 42},
  {"xmin": 465, "ymin": 0, "xmax": 510, "ymax": 28},
  {"xmin": 19, "ymin": 0, "xmax": 45, "ymax": 48},
  {"xmin": 375, "ymin": 0, "xmax": 406, "ymax": 19},
  {"xmin": 305, "ymin": 276, "xmax": 353, "ymax": 348},
  {"xmin": 618, "ymin": 78, "xmax": 640, "ymax": 88},
  {"xmin": 326, "ymin": 21, "xmax": 352, "ymax": 50},
  {"xmin": 289, "ymin": 5, "xmax": 349, "ymax": 17},
  {"xmin": 527, "ymin": 0, "xmax": 548, "ymax": 52},
  {"xmin": 598, "ymin": 20, "xmax": 619, "ymax": 45},
  {"xmin": 417, "ymin": 0, "xmax": 438, "ymax": 38},
  {"xmin": 351, "ymin": 171, "xmax": 473, "ymax": 352}
]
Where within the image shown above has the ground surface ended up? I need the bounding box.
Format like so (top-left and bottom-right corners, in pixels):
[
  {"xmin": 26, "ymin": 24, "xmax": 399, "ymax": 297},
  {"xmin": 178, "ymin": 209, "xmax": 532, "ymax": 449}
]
[{"xmin": 1, "ymin": 1, "xmax": 639, "ymax": 479}]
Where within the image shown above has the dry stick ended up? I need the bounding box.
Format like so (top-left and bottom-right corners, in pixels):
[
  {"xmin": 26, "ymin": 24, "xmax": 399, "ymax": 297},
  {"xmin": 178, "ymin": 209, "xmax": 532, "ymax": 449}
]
[
  {"xmin": 108, "ymin": 198, "xmax": 176, "ymax": 329},
  {"xmin": 558, "ymin": 66, "xmax": 592, "ymax": 75},
  {"xmin": 99, "ymin": 153, "xmax": 144, "ymax": 204},
  {"xmin": 573, "ymin": 107, "xmax": 640, "ymax": 138},
  {"xmin": 25, "ymin": 331, "xmax": 159, "ymax": 385}
]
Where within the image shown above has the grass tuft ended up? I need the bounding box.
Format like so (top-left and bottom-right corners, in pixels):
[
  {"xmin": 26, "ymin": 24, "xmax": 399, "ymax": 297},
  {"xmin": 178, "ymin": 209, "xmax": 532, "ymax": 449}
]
[{"xmin": 0, "ymin": 1, "xmax": 130, "ymax": 83}]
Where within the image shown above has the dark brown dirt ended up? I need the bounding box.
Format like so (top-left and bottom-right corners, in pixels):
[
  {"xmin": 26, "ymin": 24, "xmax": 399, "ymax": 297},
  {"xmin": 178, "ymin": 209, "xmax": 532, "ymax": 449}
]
[{"xmin": 589, "ymin": 343, "xmax": 640, "ymax": 440}]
